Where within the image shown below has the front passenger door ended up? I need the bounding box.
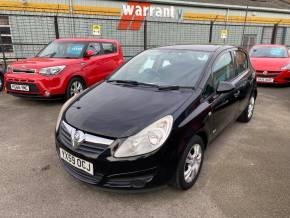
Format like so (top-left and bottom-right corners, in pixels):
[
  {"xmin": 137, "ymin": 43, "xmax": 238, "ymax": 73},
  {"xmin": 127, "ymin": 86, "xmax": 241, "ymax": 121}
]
[{"xmin": 210, "ymin": 51, "xmax": 240, "ymax": 135}]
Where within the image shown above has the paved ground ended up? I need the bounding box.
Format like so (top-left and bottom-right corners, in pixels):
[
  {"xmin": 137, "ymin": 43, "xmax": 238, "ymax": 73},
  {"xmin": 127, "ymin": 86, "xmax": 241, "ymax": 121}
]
[{"xmin": 0, "ymin": 86, "xmax": 290, "ymax": 218}]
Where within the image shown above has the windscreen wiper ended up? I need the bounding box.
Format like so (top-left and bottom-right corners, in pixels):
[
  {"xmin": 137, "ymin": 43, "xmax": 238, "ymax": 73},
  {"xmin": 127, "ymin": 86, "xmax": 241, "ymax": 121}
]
[
  {"xmin": 107, "ymin": 80, "xmax": 158, "ymax": 88},
  {"xmin": 158, "ymin": 86, "xmax": 193, "ymax": 91}
]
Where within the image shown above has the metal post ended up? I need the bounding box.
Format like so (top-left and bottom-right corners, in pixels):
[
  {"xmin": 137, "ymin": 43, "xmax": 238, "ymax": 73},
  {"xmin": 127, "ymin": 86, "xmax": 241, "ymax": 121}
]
[
  {"xmin": 144, "ymin": 19, "xmax": 147, "ymax": 50},
  {"xmin": 0, "ymin": 34, "xmax": 7, "ymax": 72},
  {"xmin": 241, "ymin": 5, "xmax": 249, "ymax": 46},
  {"xmin": 54, "ymin": 16, "xmax": 60, "ymax": 39},
  {"xmin": 209, "ymin": 21, "xmax": 214, "ymax": 43},
  {"xmin": 271, "ymin": 24, "xmax": 278, "ymax": 44}
]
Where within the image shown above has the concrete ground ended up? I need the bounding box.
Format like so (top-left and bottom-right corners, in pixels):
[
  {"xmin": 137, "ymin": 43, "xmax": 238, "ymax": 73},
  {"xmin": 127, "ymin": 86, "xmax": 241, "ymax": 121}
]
[{"xmin": 0, "ymin": 86, "xmax": 290, "ymax": 218}]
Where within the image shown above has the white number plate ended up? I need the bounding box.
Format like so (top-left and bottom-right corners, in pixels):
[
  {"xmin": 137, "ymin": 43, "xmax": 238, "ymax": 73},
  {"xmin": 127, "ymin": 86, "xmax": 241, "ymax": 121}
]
[
  {"xmin": 60, "ymin": 148, "xmax": 94, "ymax": 175},
  {"xmin": 256, "ymin": 77, "xmax": 274, "ymax": 83},
  {"xmin": 10, "ymin": 84, "xmax": 30, "ymax": 91}
]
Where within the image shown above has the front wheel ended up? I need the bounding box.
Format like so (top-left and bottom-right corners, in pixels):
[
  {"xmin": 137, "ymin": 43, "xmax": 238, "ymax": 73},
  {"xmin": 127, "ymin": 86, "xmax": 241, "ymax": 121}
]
[
  {"xmin": 66, "ymin": 78, "xmax": 85, "ymax": 99},
  {"xmin": 238, "ymin": 94, "xmax": 256, "ymax": 123},
  {"xmin": 171, "ymin": 136, "xmax": 204, "ymax": 190}
]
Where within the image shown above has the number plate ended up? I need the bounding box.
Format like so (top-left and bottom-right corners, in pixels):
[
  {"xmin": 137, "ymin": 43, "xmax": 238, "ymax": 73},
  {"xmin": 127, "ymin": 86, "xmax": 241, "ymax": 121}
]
[
  {"xmin": 59, "ymin": 148, "xmax": 94, "ymax": 175},
  {"xmin": 256, "ymin": 77, "xmax": 274, "ymax": 83},
  {"xmin": 10, "ymin": 84, "xmax": 30, "ymax": 91}
]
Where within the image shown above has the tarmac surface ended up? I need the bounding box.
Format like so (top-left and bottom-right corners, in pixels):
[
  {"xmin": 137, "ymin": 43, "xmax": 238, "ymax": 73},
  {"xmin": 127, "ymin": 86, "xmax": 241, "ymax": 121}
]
[{"xmin": 0, "ymin": 86, "xmax": 290, "ymax": 218}]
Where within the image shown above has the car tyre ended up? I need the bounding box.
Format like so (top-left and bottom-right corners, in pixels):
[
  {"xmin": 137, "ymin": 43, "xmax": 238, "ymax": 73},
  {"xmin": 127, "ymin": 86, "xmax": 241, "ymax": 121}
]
[
  {"xmin": 171, "ymin": 135, "xmax": 204, "ymax": 190},
  {"xmin": 66, "ymin": 77, "xmax": 85, "ymax": 99},
  {"xmin": 238, "ymin": 94, "xmax": 256, "ymax": 123}
]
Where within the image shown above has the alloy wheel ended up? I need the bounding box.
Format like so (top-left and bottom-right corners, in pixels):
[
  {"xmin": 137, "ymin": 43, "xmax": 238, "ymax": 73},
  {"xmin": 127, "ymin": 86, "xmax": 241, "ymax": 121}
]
[
  {"xmin": 248, "ymin": 96, "xmax": 255, "ymax": 119},
  {"xmin": 70, "ymin": 81, "xmax": 83, "ymax": 97},
  {"xmin": 184, "ymin": 144, "xmax": 202, "ymax": 183}
]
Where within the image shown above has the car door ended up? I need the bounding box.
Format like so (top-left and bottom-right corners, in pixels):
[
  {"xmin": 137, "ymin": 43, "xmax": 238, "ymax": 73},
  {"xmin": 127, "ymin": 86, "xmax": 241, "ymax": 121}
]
[
  {"xmin": 81, "ymin": 42, "xmax": 103, "ymax": 86},
  {"xmin": 100, "ymin": 42, "xmax": 120, "ymax": 77},
  {"xmin": 232, "ymin": 49, "xmax": 254, "ymax": 115},
  {"xmin": 210, "ymin": 51, "xmax": 240, "ymax": 135}
]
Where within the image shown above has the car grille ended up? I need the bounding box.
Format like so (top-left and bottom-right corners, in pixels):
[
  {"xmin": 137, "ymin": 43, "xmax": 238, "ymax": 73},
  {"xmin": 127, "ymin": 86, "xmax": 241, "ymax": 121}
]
[
  {"xmin": 58, "ymin": 121, "xmax": 114, "ymax": 158},
  {"xmin": 256, "ymin": 71, "xmax": 281, "ymax": 78},
  {"xmin": 12, "ymin": 68, "xmax": 35, "ymax": 74}
]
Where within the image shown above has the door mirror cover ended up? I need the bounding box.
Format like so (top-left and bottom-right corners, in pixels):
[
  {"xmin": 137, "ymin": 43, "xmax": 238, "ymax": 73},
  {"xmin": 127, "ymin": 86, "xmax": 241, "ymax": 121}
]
[
  {"xmin": 217, "ymin": 81, "xmax": 235, "ymax": 93},
  {"xmin": 85, "ymin": 50, "xmax": 95, "ymax": 58}
]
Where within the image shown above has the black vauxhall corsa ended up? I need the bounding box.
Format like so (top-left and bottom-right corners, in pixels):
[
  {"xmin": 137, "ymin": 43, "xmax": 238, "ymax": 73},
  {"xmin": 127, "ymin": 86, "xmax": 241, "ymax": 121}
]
[{"xmin": 55, "ymin": 45, "xmax": 257, "ymax": 190}]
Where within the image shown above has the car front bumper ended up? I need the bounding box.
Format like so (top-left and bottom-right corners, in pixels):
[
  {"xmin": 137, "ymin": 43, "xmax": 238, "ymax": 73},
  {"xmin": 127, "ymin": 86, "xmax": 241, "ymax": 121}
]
[
  {"xmin": 55, "ymin": 137, "xmax": 174, "ymax": 190},
  {"xmin": 5, "ymin": 73, "xmax": 66, "ymax": 98},
  {"xmin": 256, "ymin": 70, "xmax": 290, "ymax": 84}
]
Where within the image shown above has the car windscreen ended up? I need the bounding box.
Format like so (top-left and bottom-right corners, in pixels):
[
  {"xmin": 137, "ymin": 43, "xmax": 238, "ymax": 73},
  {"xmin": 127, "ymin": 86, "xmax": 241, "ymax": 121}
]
[
  {"xmin": 250, "ymin": 46, "xmax": 288, "ymax": 58},
  {"xmin": 108, "ymin": 49, "xmax": 211, "ymax": 88},
  {"xmin": 37, "ymin": 41, "xmax": 88, "ymax": 58}
]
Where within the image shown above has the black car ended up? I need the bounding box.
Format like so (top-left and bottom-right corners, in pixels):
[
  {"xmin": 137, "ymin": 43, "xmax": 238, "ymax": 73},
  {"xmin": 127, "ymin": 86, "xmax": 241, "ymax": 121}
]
[{"xmin": 55, "ymin": 45, "xmax": 257, "ymax": 190}]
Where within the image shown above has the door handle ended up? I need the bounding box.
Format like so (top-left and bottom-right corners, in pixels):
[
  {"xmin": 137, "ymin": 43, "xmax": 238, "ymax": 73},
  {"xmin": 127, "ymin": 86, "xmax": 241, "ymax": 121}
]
[{"xmin": 234, "ymin": 90, "xmax": 240, "ymax": 98}]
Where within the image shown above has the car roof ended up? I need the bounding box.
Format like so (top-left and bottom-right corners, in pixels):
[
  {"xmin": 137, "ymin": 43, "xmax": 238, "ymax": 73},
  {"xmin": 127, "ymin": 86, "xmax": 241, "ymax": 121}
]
[
  {"xmin": 156, "ymin": 44, "xmax": 236, "ymax": 52},
  {"xmin": 54, "ymin": 38, "xmax": 119, "ymax": 43},
  {"xmin": 253, "ymin": 44, "xmax": 287, "ymax": 47}
]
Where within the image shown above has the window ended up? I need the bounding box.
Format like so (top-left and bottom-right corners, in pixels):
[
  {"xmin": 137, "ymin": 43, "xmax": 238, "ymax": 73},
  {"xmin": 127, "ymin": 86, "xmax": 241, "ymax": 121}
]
[
  {"xmin": 213, "ymin": 52, "xmax": 235, "ymax": 88},
  {"xmin": 235, "ymin": 51, "xmax": 248, "ymax": 76},
  {"xmin": 242, "ymin": 34, "xmax": 256, "ymax": 50},
  {"xmin": 202, "ymin": 76, "xmax": 215, "ymax": 97},
  {"xmin": 102, "ymin": 42, "xmax": 116, "ymax": 54},
  {"xmin": 0, "ymin": 16, "xmax": 13, "ymax": 53},
  {"xmin": 87, "ymin": 43, "xmax": 101, "ymax": 56}
]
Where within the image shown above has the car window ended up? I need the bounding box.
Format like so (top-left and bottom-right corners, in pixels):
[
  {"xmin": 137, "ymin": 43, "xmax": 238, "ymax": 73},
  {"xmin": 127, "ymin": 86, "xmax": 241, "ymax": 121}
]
[
  {"xmin": 235, "ymin": 50, "xmax": 248, "ymax": 76},
  {"xmin": 102, "ymin": 43, "xmax": 116, "ymax": 54},
  {"xmin": 203, "ymin": 76, "xmax": 215, "ymax": 97},
  {"xmin": 249, "ymin": 46, "xmax": 288, "ymax": 58},
  {"xmin": 109, "ymin": 49, "xmax": 211, "ymax": 88},
  {"xmin": 213, "ymin": 52, "xmax": 235, "ymax": 88},
  {"xmin": 87, "ymin": 43, "xmax": 101, "ymax": 56}
]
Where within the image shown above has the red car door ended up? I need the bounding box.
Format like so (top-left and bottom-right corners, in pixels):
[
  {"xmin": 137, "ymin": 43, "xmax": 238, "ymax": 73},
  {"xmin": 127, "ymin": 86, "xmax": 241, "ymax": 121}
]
[
  {"xmin": 100, "ymin": 42, "xmax": 123, "ymax": 77},
  {"xmin": 82, "ymin": 42, "xmax": 107, "ymax": 86}
]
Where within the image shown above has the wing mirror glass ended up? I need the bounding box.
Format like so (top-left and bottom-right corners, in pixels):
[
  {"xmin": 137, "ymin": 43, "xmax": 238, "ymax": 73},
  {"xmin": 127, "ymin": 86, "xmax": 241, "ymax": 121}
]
[{"xmin": 217, "ymin": 81, "xmax": 236, "ymax": 93}]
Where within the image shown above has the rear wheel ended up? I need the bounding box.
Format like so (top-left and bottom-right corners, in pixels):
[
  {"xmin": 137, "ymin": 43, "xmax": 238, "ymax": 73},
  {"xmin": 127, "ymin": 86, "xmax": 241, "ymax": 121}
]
[
  {"xmin": 66, "ymin": 78, "xmax": 85, "ymax": 99},
  {"xmin": 238, "ymin": 94, "xmax": 256, "ymax": 122},
  {"xmin": 171, "ymin": 135, "xmax": 204, "ymax": 190}
]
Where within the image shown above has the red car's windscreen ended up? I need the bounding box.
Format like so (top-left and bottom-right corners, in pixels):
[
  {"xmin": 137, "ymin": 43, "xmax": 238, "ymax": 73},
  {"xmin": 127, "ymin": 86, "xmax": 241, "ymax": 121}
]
[{"xmin": 250, "ymin": 46, "xmax": 289, "ymax": 58}]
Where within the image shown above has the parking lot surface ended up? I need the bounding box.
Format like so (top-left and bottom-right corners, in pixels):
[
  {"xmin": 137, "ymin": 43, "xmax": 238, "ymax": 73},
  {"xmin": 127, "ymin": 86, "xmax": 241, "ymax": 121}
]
[{"xmin": 0, "ymin": 87, "xmax": 290, "ymax": 218}]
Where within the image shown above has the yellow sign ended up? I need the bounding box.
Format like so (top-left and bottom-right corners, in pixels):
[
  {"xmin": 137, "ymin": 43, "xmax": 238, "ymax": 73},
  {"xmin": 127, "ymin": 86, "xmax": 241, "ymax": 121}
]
[
  {"xmin": 221, "ymin": 29, "xmax": 228, "ymax": 39},
  {"xmin": 92, "ymin": 24, "xmax": 101, "ymax": 36}
]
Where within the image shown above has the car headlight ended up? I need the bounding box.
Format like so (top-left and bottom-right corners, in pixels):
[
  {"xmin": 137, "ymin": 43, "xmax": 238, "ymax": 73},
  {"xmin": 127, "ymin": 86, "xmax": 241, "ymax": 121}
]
[
  {"xmin": 281, "ymin": 64, "xmax": 290, "ymax": 70},
  {"xmin": 114, "ymin": 115, "xmax": 173, "ymax": 158},
  {"xmin": 55, "ymin": 94, "xmax": 78, "ymax": 132},
  {"xmin": 40, "ymin": 65, "xmax": 65, "ymax": 76}
]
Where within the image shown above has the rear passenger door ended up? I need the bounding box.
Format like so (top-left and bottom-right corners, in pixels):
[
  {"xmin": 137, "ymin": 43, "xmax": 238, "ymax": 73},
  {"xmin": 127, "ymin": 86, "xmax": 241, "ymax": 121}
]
[
  {"xmin": 100, "ymin": 42, "xmax": 120, "ymax": 77},
  {"xmin": 232, "ymin": 49, "xmax": 254, "ymax": 115}
]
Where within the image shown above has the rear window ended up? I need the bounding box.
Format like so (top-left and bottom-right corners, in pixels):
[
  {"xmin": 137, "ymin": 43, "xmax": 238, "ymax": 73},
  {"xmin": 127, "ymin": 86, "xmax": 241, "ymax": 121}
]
[
  {"xmin": 102, "ymin": 43, "xmax": 116, "ymax": 54},
  {"xmin": 250, "ymin": 46, "xmax": 288, "ymax": 58}
]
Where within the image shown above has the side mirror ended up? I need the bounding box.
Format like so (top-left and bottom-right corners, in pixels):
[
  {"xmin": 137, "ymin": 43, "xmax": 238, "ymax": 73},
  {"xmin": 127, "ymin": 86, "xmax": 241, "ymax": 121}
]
[
  {"xmin": 84, "ymin": 50, "xmax": 95, "ymax": 58},
  {"xmin": 217, "ymin": 81, "xmax": 235, "ymax": 93}
]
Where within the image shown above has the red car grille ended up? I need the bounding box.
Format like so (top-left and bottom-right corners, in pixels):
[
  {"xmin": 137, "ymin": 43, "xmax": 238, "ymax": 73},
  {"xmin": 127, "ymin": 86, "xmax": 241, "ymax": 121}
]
[{"xmin": 256, "ymin": 71, "xmax": 281, "ymax": 78}]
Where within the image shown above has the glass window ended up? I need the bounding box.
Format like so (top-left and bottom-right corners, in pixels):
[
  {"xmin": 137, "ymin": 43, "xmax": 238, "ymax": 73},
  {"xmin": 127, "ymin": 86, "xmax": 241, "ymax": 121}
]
[
  {"xmin": 102, "ymin": 43, "xmax": 116, "ymax": 54},
  {"xmin": 37, "ymin": 41, "xmax": 87, "ymax": 58},
  {"xmin": 109, "ymin": 49, "xmax": 211, "ymax": 88},
  {"xmin": 213, "ymin": 52, "xmax": 235, "ymax": 88},
  {"xmin": 87, "ymin": 43, "xmax": 101, "ymax": 56},
  {"xmin": 235, "ymin": 51, "xmax": 248, "ymax": 75},
  {"xmin": 249, "ymin": 46, "xmax": 288, "ymax": 58}
]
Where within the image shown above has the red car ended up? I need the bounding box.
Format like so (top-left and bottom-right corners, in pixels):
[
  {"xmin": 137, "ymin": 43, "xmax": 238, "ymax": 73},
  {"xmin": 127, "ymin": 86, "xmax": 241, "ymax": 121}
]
[
  {"xmin": 249, "ymin": 44, "xmax": 290, "ymax": 85},
  {"xmin": 5, "ymin": 38, "xmax": 124, "ymax": 99}
]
